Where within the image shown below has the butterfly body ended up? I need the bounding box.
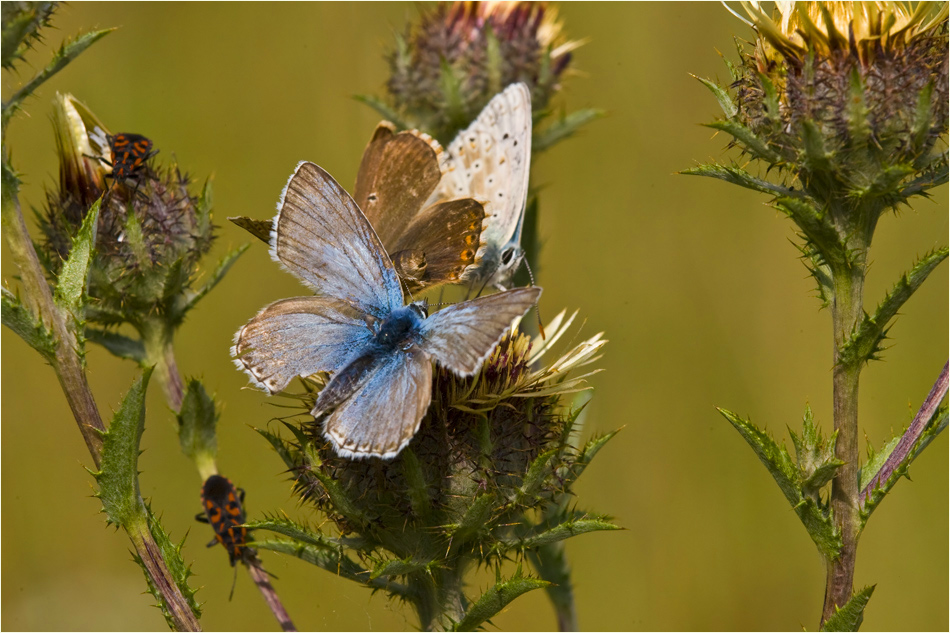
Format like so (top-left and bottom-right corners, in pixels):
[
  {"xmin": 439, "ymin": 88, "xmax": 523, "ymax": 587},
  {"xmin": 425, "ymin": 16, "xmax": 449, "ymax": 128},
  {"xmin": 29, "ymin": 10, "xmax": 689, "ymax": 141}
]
[
  {"xmin": 233, "ymin": 161, "xmax": 540, "ymax": 460},
  {"xmin": 428, "ymin": 83, "xmax": 533, "ymax": 290}
]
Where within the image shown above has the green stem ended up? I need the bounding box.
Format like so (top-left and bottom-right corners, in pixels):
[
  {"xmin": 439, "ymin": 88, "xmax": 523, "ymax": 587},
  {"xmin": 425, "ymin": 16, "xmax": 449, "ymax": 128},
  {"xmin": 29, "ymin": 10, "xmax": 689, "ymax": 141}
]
[
  {"xmin": 822, "ymin": 263, "xmax": 865, "ymax": 625},
  {"xmin": 141, "ymin": 319, "xmax": 184, "ymax": 411},
  {"xmin": 411, "ymin": 561, "xmax": 467, "ymax": 631}
]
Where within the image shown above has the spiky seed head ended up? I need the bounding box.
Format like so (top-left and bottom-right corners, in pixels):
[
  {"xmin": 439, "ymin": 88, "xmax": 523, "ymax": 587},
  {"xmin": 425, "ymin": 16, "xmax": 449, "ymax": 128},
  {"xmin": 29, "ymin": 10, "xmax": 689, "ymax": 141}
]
[
  {"xmin": 41, "ymin": 93, "xmax": 215, "ymax": 328},
  {"xmin": 731, "ymin": 2, "xmax": 948, "ymax": 180},
  {"xmin": 386, "ymin": 1, "xmax": 581, "ymax": 143}
]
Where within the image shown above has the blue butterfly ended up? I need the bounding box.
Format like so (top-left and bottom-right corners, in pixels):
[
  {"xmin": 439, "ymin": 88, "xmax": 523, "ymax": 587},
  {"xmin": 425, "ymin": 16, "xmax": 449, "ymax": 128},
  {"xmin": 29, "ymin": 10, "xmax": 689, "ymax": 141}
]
[{"xmin": 232, "ymin": 161, "xmax": 541, "ymax": 459}]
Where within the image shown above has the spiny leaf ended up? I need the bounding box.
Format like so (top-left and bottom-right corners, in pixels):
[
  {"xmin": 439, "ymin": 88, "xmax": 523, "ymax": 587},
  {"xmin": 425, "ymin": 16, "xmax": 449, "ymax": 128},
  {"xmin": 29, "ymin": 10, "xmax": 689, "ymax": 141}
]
[
  {"xmin": 195, "ymin": 177, "xmax": 213, "ymax": 237},
  {"xmin": 518, "ymin": 516, "xmax": 620, "ymax": 549},
  {"xmin": 856, "ymin": 164, "xmax": 915, "ymax": 202},
  {"xmin": 54, "ymin": 198, "xmax": 100, "ymax": 319},
  {"xmin": 175, "ymin": 243, "xmax": 249, "ymax": 322},
  {"xmin": 692, "ymin": 74, "xmax": 737, "ymax": 119},
  {"xmin": 2, "ymin": 27, "xmax": 114, "ymax": 130},
  {"xmin": 85, "ymin": 327, "xmax": 145, "ymax": 363},
  {"xmin": 563, "ymin": 429, "xmax": 619, "ymax": 489},
  {"xmin": 370, "ymin": 556, "xmax": 430, "ymax": 580},
  {"xmin": 797, "ymin": 240, "xmax": 834, "ymax": 309},
  {"xmin": 800, "ymin": 120, "xmax": 833, "ymax": 174},
  {"xmin": 2, "ymin": 286, "xmax": 56, "ymax": 362},
  {"xmin": 911, "ymin": 81, "xmax": 935, "ymax": 152},
  {"xmin": 820, "ymin": 585, "xmax": 875, "ymax": 631},
  {"xmin": 773, "ymin": 196, "xmax": 848, "ymax": 266},
  {"xmin": 247, "ymin": 517, "xmax": 340, "ymax": 550},
  {"xmin": 94, "ymin": 368, "xmax": 152, "ymax": 527},
  {"xmin": 177, "ymin": 379, "xmax": 218, "ymax": 469},
  {"xmin": 858, "ymin": 436, "xmax": 900, "ymax": 493},
  {"xmin": 789, "ymin": 405, "xmax": 843, "ymax": 495},
  {"xmin": 899, "ymin": 151, "xmax": 948, "ymax": 198},
  {"xmin": 718, "ymin": 407, "xmax": 841, "ymax": 558},
  {"xmin": 533, "ymin": 108, "xmax": 605, "ymax": 152},
  {"xmin": 518, "ymin": 449, "xmax": 557, "ymax": 501},
  {"xmin": 228, "ymin": 216, "xmax": 271, "ymax": 244},
  {"xmin": 449, "ymin": 494, "xmax": 496, "ymax": 543},
  {"xmin": 1, "ymin": 2, "xmax": 56, "ymax": 70},
  {"xmin": 455, "ymin": 569, "xmax": 550, "ymax": 631},
  {"xmin": 401, "ymin": 448, "xmax": 432, "ymax": 521},
  {"xmin": 255, "ymin": 539, "xmax": 410, "ymax": 597},
  {"xmin": 254, "ymin": 426, "xmax": 297, "ymax": 471},
  {"xmin": 838, "ymin": 247, "xmax": 948, "ymax": 368},
  {"xmin": 845, "ymin": 68, "xmax": 870, "ymax": 150},
  {"xmin": 680, "ymin": 163, "xmax": 795, "ymax": 197},
  {"xmin": 704, "ymin": 119, "xmax": 782, "ymax": 164}
]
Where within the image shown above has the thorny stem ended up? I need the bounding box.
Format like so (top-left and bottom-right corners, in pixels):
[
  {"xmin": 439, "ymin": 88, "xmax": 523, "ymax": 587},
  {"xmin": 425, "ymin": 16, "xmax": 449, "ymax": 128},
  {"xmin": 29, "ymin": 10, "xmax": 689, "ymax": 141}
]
[
  {"xmin": 1, "ymin": 171, "xmax": 201, "ymax": 631},
  {"xmin": 822, "ymin": 263, "xmax": 865, "ymax": 626},
  {"xmin": 142, "ymin": 319, "xmax": 185, "ymax": 411},
  {"xmin": 1, "ymin": 169, "xmax": 106, "ymax": 463},
  {"xmin": 247, "ymin": 562, "xmax": 297, "ymax": 632},
  {"xmin": 861, "ymin": 362, "xmax": 950, "ymax": 502}
]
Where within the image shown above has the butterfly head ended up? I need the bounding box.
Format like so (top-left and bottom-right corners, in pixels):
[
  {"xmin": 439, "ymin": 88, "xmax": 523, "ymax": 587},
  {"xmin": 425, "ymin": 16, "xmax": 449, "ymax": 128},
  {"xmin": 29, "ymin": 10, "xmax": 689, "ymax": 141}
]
[{"xmin": 375, "ymin": 303, "xmax": 427, "ymax": 352}]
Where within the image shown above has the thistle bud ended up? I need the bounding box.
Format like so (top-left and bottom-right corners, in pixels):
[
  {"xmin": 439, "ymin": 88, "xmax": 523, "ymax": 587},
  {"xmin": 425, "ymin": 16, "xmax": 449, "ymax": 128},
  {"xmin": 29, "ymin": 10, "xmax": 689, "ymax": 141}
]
[
  {"xmin": 41, "ymin": 94, "xmax": 215, "ymax": 331},
  {"xmin": 385, "ymin": 1, "xmax": 581, "ymax": 143}
]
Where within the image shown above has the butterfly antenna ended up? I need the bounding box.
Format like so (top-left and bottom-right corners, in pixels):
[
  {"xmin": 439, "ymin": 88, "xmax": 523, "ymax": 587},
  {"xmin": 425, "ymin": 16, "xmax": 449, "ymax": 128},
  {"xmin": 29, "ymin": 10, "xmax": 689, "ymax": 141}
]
[{"xmin": 521, "ymin": 257, "xmax": 546, "ymax": 340}]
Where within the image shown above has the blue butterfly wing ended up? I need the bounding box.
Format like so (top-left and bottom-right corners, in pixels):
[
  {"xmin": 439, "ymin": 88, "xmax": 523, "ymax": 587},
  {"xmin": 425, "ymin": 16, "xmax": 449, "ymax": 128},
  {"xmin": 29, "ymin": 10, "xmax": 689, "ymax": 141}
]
[
  {"xmin": 418, "ymin": 286, "xmax": 541, "ymax": 376},
  {"xmin": 232, "ymin": 297, "xmax": 373, "ymax": 394},
  {"xmin": 321, "ymin": 349, "xmax": 433, "ymax": 459},
  {"xmin": 272, "ymin": 161, "xmax": 403, "ymax": 317}
]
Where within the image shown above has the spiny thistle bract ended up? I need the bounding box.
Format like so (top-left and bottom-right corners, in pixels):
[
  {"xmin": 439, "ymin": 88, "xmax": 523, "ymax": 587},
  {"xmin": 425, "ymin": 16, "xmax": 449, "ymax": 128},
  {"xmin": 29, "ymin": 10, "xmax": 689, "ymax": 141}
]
[
  {"xmin": 251, "ymin": 312, "xmax": 618, "ymax": 630},
  {"xmin": 39, "ymin": 94, "xmax": 216, "ymax": 332},
  {"xmin": 380, "ymin": 1, "xmax": 584, "ymax": 145}
]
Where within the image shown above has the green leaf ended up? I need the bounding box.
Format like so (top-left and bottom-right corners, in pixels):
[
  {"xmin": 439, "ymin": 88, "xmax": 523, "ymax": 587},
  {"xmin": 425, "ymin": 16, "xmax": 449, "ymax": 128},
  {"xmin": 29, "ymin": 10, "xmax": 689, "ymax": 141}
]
[
  {"xmin": 455, "ymin": 569, "xmax": 550, "ymax": 631},
  {"xmin": 449, "ymin": 494, "xmax": 496, "ymax": 543},
  {"xmin": 2, "ymin": 27, "xmax": 114, "ymax": 130},
  {"xmin": 254, "ymin": 426, "xmax": 298, "ymax": 471},
  {"xmin": 439, "ymin": 58, "xmax": 469, "ymax": 140},
  {"xmin": 352, "ymin": 94, "xmax": 409, "ymax": 130},
  {"xmin": 800, "ymin": 119, "xmax": 833, "ymax": 174},
  {"xmin": 228, "ymin": 216, "xmax": 272, "ymax": 244},
  {"xmin": 563, "ymin": 428, "xmax": 619, "ymax": 489},
  {"xmin": 485, "ymin": 27, "xmax": 503, "ymax": 97},
  {"xmin": 246, "ymin": 516, "xmax": 340, "ymax": 550},
  {"xmin": 2, "ymin": 286, "xmax": 56, "ymax": 362},
  {"xmin": 254, "ymin": 539, "xmax": 410, "ymax": 597},
  {"xmin": 519, "ymin": 516, "xmax": 620, "ymax": 549},
  {"xmin": 692, "ymin": 74, "xmax": 737, "ymax": 119},
  {"xmin": 899, "ymin": 151, "xmax": 948, "ymax": 198},
  {"xmin": 758, "ymin": 72, "xmax": 781, "ymax": 125},
  {"xmin": 195, "ymin": 178, "xmax": 213, "ymax": 240},
  {"xmin": 838, "ymin": 247, "xmax": 948, "ymax": 367},
  {"xmin": 773, "ymin": 196, "xmax": 848, "ymax": 267},
  {"xmin": 858, "ymin": 436, "xmax": 901, "ymax": 493},
  {"xmin": 519, "ymin": 449, "xmax": 557, "ymax": 501},
  {"xmin": 174, "ymin": 243, "xmax": 249, "ymax": 322},
  {"xmin": 533, "ymin": 108, "xmax": 605, "ymax": 152},
  {"xmin": 135, "ymin": 504, "xmax": 201, "ymax": 625},
  {"xmin": 788, "ymin": 405, "xmax": 843, "ymax": 495},
  {"xmin": 370, "ymin": 556, "xmax": 429, "ymax": 580},
  {"xmin": 177, "ymin": 379, "xmax": 218, "ymax": 470},
  {"xmin": 821, "ymin": 585, "xmax": 875, "ymax": 631},
  {"xmin": 85, "ymin": 328, "xmax": 145, "ymax": 363},
  {"xmin": 680, "ymin": 163, "xmax": 795, "ymax": 197},
  {"xmin": 1, "ymin": 2, "xmax": 55, "ymax": 70},
  {"xmin": 94, "ymin": 369, "xmax": 152, "ymax": 528},
  {"xmin": 704, "ymin": 120, "xmax": 782, "ymax": 164},
  {"xmin": 797, "ymin": 241, "xmax": 834, "ymax": 309},
  {"xmin": 911, "ymin": 81, "xmax": 935, "ymax": 153},
  {"xmin": 53, "ymin": 198, "xmax": 101, "ymax": 319},
  {"xmin": 718, "ymin": 407, "xmax": 841, "ymax": 558}
]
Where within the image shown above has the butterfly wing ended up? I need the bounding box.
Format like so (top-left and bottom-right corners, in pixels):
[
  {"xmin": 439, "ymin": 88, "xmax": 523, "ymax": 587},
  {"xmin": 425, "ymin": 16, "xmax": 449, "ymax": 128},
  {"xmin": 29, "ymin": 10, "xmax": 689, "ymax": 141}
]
[
  {"xmin": 232, "ymin": 297, "xmax": 374, "ymax": 394},
  {"xmin": 354, "ymin": 124, "xmax": 443, "ymax": 251},
  {"xmin": 321, "ymin": 349, "xmax": 433, "ymax": 460},
  {"xmin": 418, "ymin": 286, "xmax": 541, "ymax": 376},
  {"xmin": 272, "ymin": 161, "xmax": 402, "ymax": 317},
  {"xmin": 390, "ymin": 198, "xmax": 486, "ymax": 291},
  {"xmin": 428, "ymin": 83, "xmax": 532, "ymax": 286}
]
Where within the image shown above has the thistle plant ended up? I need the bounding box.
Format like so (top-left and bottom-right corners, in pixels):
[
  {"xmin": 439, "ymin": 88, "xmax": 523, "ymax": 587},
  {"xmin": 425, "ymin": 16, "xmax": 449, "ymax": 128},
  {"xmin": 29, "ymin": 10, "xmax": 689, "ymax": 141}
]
[
  {"xmin": 686, "ymin": 2, "xmax": 948, "ymax": 628},
  {"xmin": 252, "ymin": 313, "xmax": 613, "ymax": 631}
]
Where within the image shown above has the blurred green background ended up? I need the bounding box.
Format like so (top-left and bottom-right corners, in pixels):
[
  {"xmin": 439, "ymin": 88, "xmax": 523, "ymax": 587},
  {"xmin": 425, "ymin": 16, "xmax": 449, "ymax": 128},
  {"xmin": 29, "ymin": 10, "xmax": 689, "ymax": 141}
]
[{"xmin": 2, "ymin": 3, "xmax": 947, "ymax": 631}]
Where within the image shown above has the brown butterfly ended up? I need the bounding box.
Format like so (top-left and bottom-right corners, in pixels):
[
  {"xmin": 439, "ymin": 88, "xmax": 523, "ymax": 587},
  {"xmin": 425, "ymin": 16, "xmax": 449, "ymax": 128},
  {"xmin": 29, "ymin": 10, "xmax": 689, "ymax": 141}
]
[{"xmin": 230, "ymin": 123, "xmax": 485, "ymax": 294}]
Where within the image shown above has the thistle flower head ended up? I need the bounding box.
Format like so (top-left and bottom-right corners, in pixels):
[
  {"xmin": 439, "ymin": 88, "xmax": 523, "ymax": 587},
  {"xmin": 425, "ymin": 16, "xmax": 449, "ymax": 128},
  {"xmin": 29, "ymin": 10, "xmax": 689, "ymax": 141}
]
[
  {"xmin": 385, "ymin": 1, "xmax": 582, "ymax": 143},
  {"xmin": 254, "ymin": 311, "xmax": 615, "ymax": 626},
  {"xmin": 40, "ymin": 94, "xmax": 215, "ymax": 330}
]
